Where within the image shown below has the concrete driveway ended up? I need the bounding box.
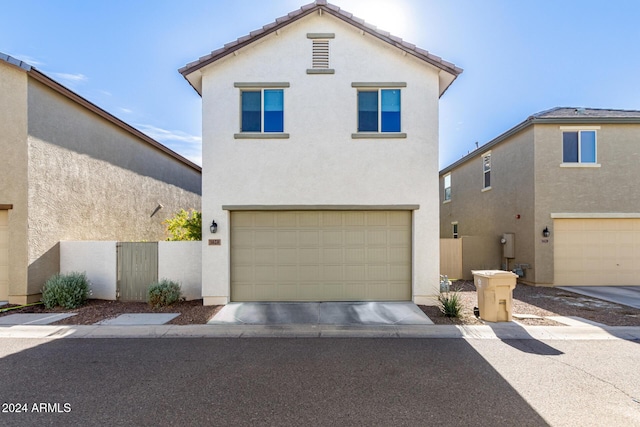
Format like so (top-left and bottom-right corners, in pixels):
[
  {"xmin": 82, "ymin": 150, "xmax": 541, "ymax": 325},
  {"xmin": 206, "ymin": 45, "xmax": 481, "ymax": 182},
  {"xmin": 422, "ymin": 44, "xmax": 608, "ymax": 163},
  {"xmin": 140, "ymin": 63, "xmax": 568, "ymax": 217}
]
[
  {"xmin": 559, "ymin": 286, "xmax": 640, "ymax": 309},
  {"xmin": 208, "ymin": 302, "xmax": 433, "ymax": 325}
]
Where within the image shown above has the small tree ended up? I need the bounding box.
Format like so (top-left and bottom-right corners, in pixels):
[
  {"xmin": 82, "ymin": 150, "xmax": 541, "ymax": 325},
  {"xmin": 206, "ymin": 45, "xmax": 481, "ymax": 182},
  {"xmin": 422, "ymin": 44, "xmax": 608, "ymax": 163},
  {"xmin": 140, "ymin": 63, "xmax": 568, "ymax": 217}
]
[{"xmin": 164, "ymin": 209, "xmax": 202, "ymax": 241}]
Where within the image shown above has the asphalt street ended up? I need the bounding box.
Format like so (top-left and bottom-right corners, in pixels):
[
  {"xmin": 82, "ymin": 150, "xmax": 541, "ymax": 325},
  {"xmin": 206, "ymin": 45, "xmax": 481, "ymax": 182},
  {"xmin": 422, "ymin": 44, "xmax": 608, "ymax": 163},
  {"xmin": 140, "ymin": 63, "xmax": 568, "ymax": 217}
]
[{"xmin": 0, "ymin": 338, "xmax": 639, "ymax": 426}]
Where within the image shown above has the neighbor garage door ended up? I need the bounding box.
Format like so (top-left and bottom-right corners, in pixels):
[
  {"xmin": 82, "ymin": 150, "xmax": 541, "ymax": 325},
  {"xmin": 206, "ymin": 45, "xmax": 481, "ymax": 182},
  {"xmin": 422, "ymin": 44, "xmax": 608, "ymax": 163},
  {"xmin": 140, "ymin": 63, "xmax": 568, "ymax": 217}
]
[
  {"xmin": 231, "ymin": 211, "xmax": 412, "ymax": 301},
  {"xmin": 554, "ymin": 218, "xmax": 640, "ymax": 286},
  {"xmin": 0, "ymin": 211, "xmax": 8, "ymax": 301}
]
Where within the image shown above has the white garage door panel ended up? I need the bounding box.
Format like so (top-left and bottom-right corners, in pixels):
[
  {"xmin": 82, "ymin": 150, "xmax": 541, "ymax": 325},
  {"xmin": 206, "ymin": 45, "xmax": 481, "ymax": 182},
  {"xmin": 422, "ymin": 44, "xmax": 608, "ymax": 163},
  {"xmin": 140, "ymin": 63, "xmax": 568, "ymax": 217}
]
[
  {"xmin": 231, "ymin": 211, "xmax": 412, "ymax": 302},
  {"xmin": 0, "ymin": 211, "xmax": 8, "ymax": 301},
  {"xmin": 554, "ymin": 218, "xmax": 640, "ymax": 286}
]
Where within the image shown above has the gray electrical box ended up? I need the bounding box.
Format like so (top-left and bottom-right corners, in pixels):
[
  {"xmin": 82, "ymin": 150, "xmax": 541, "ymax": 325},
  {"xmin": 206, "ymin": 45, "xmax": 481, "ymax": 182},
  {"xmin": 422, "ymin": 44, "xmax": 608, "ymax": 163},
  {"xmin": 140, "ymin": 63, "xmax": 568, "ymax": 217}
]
[{"xmin": 502, "ymin": 233, "xmax": 515, "ymax": 258}]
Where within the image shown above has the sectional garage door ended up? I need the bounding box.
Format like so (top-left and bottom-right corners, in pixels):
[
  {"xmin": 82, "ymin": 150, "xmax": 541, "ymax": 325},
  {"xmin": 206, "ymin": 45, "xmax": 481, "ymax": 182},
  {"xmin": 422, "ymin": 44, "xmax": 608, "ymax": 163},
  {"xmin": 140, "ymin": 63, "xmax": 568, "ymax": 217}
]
[
  {"xmin": 554, "ymin": 218, "xmax": 640, "ymax": 286},
  {"xmin": 231, "ymin": 211, "xmax": 412, "ymax": 301},
  {"xmin": 0, "ymin": 211, "xmax": 8, "ymax": 301}
]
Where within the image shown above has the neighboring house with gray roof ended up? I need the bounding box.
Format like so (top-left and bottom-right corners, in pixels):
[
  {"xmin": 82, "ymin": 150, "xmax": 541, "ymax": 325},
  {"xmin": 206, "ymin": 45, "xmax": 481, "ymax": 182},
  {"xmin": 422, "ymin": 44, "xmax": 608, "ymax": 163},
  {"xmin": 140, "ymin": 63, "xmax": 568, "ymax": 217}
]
[
  {"xmin": 0, "ymin": 53, "xmax": 202, "ymax": 304},
  {"xmin": 440, "ymin": 107, "xmax": 640, "ymax": 286},
  {"xmin": 180, "ymin": 0, "xmax": 462, "ymax": 305}
]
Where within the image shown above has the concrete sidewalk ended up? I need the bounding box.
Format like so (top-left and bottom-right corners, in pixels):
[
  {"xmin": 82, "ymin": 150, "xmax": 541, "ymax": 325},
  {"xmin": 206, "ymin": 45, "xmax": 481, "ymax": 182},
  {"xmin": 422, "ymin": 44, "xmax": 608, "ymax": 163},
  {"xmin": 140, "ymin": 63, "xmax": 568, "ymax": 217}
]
[{"xmin": 1, "ymin": 322, "xmax": 639, "ymax": 340}]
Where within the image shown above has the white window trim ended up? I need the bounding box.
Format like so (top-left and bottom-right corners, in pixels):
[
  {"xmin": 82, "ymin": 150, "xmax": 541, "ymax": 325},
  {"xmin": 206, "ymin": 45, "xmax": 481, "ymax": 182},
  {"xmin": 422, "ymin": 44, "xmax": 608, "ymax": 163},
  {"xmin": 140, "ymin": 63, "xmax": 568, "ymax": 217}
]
[
  {"xmin": 561, "ymin": 129, "xmax": 598, "ymax": 165},
  {"xmin": 443, "ymin": 173, "xmax": 451, "ymax": 202},
  {"xmin": 482, "ymin": 151, "xmax": 491, "ymax": 190},
  {"xmin": 451, "ymin": 221, "xmax": 459, "ymax": 239},
  {"xmin": 351, "ymin": 83, "xmax": 405, "ymax": 138}
]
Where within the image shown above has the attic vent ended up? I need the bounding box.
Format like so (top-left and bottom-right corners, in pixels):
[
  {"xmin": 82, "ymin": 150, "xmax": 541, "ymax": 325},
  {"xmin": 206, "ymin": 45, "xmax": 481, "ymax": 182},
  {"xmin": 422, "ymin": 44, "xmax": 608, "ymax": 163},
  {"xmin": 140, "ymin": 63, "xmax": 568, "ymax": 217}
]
[
  {"xmin": 312, "ymin": 40, "xmax": 330, "ymax": 68},
  {"xmin": 307, "ymin": 33, "xmax": 335, "ymax": 74}
]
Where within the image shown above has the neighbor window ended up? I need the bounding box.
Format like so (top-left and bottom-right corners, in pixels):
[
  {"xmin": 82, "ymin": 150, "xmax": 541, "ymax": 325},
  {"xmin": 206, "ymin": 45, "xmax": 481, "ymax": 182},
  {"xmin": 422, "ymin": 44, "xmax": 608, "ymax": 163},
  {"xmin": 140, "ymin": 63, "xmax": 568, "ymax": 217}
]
[
  {"xmin": 563, "ymin": 130, "xmax": 596, "ymax": 163},
  {"xmin": 452, "ymin": 223, "xmax": 459, "ymax": 239},
  {"xmin": 241, "ymin": 89, "xmax": 284, "ymax": 133},
  {"xmin": 482, "ymin": 152, "xmax": 491, "ymax": 189},
  {"xmin": 357, "ymin": 89, "xmax": 401, "ymax": 132},
  {"xmin": 443, "ymin": 174, "xmax": 451, "ymax": 201}
]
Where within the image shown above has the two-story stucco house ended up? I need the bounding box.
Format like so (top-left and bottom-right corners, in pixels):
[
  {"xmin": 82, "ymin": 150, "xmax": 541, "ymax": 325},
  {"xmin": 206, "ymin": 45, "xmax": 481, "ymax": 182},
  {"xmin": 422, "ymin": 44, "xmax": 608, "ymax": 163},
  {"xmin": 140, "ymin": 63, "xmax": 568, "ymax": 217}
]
[
  {"xmin": 440, "ymin": 107, "xmax": 640, "ymax": 287},
  {"xmin": 180, "ymin": 1, "xmax": 461, "ymax": 305},
  {"xmin": 0, "ymin": 53, "xmax": 202, "ymax": 304}
]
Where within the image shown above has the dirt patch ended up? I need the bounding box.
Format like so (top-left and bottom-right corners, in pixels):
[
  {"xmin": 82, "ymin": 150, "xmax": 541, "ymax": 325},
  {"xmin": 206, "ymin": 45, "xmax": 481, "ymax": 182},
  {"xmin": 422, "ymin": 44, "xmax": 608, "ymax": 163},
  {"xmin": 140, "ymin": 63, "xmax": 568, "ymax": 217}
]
[
  {"xmin": 422, "ymin": 281, "xmax": 640, "ymax": 326},
  {"xmin": 0, "ymin": 299, "xmax": 222, "ymax": 325}
]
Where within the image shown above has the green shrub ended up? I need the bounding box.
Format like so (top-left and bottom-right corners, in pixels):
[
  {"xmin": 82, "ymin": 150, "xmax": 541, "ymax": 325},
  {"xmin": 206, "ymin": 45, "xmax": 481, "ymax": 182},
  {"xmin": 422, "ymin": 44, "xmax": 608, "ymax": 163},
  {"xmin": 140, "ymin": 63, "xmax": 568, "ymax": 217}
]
[
  {"xmin": 147, "ymin": 279, "xmax": 182, "ymax": 308},
  {"xmin": 41, "ymin": 272, "xmax": 91, "ymax": 309},
  {"xmin": 438, "ymin": 290, "xmax": 462, "ymax": 318}
]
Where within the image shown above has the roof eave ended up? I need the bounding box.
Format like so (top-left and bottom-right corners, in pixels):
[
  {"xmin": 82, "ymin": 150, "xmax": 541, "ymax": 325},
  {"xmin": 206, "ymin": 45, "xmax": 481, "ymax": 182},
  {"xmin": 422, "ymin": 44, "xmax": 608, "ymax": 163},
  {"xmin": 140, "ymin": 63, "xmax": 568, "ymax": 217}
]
[{"xmin": 179, "ymin": 2, "xmax": 462, "ymax": 96}]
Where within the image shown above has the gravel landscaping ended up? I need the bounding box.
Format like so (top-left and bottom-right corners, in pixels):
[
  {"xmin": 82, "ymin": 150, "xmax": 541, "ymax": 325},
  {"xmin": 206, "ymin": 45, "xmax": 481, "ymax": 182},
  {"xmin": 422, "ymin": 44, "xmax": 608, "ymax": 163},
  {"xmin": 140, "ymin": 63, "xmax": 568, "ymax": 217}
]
[{"xmin": 1, "ymin": 281, "xmax": 639, "ymax": 326}]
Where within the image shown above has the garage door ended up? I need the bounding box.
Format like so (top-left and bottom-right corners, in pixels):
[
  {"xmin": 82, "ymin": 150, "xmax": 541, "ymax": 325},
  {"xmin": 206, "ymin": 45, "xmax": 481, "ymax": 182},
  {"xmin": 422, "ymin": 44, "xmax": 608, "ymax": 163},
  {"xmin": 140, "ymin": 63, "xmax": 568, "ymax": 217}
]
[
  {"xmin": 554, "ymin": 218, "xmax": 640, "ymax": 286},
  {"xmin": 231, "ymin": 211, "xmax": 412, "ymax": 301},
  {"xmin": 0, "ymin": 211, "xmax": 8, "ymax": 301}
]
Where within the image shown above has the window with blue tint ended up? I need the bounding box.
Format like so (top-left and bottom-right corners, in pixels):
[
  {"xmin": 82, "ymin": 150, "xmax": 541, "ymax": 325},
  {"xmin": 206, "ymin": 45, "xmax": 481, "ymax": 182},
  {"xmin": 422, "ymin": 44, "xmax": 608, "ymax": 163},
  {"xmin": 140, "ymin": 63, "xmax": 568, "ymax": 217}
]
[
  {"xmin": 381, "ymin": 90, "xmax": 401, "ymax": 132},
  {"xmin": 562, "ymin": 130, "xmax": 596, "ymax": 163},
  {"xmin": 264, "ymin": 90, "xmax": 283, "ymax": 132},
  {"xmin": 241, "ymin": 91, "xmax": 261, "ymax": 132},
  {"xmin": 580, "ymin": 130, "xmax": 596, "ymax": 163},
  {"xmin": 358, "ymin": 91, "xmax": 378, "ymax": 132}
]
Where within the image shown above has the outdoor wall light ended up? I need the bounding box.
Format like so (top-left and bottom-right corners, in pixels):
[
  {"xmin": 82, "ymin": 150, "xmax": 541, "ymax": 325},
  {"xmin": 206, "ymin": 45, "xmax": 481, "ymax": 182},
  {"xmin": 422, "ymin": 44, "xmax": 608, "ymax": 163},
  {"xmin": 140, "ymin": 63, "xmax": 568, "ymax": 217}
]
[
  {"xmin": 210, "ymin": 220, "xmax": 218, "ymax": 234},
  {"xmin": 542, "ymin": 227, "xmax": 550, "ymax": 238}
]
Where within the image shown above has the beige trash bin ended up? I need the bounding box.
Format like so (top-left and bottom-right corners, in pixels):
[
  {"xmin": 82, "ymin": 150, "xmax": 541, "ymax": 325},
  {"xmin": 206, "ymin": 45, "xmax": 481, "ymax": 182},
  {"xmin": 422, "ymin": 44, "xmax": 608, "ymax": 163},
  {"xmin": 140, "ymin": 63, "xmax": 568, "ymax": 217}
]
[{"xmin": 472, "ymin": 270, "xmax": 518, "ymax": 322}]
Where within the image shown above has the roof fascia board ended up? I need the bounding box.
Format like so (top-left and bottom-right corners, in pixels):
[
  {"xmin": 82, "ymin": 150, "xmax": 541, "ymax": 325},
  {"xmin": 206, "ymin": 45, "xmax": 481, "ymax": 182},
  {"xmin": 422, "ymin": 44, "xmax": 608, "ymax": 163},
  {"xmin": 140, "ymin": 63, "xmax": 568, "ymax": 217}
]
[{"xmin": 28, "ymin": 69, "xmax": 201, "ymax": 173}]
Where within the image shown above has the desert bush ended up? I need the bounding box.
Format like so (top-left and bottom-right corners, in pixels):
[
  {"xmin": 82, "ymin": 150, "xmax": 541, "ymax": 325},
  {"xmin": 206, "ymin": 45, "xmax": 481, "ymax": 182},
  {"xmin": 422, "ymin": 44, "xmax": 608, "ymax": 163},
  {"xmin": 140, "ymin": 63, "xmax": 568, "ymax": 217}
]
[
  {"xmin": 41, "ymin": 272, "xmax": 91, "ymax": 309},
  {"xmin": 147, "ymin": 279, "xmax": 182, "ymax": 308},
  {"xmin": 438, "ymin": 290, "xmax": 462, "ymax": 318}
]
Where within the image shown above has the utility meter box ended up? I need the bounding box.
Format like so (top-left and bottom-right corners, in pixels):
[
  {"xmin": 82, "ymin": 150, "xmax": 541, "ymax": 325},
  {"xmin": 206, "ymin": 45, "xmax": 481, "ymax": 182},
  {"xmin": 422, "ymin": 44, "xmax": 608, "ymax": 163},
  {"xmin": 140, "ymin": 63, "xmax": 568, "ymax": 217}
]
[
  {"xmin": 472, "ymin": 270, "xmax": 517, "ymax": 322},
  {"xmin": 502, "ymin": 233, "xmax": 515, "ymax": 259}
]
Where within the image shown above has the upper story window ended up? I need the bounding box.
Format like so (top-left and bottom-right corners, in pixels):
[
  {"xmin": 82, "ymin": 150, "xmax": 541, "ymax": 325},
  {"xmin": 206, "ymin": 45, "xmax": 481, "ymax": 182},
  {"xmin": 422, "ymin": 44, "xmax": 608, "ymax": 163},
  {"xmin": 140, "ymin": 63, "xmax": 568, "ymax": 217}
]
[
  {"xmin": 482, "ymin": 152, "xmax": 491, "ymax": 190},
  {"xmin": 234, "ymin": 83, "xmax": 290, "ymax": 139},
  {"xmin": 443, "ymin": 174, "xmax": 451, "ymax": 202},
  {"xmin": 351, "ymin": 83, "xmax": 406, "ymax": 139},
  {"xmin": 563, "ymin": 130, "xmax": 596, "ymax": 163},
  {"xmin": 357, "ymin": 89, "xmax": 401, "ymax": 132}
]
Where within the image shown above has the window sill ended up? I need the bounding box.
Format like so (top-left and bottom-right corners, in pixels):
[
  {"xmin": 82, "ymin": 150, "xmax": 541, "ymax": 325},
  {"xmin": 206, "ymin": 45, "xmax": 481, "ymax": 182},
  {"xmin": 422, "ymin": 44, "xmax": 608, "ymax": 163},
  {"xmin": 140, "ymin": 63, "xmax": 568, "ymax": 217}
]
[
  {"xmin": 234, "ymin": 133, "xmax": 290, "ymax": 139},
  {"xmin": 351, "ymin": 132, "xmax": 407, "ymax": 139},
  {"xmin": 481, "ymin": 186, "xmax": 492, "ymax": 192},
  {"xmin": 443, "ymin": 199, "xmax": 451, "ymax": 205},
  {"xmin": 560, "ymin": 163, "xmax": 601, "ymax": 168},
  {"xmin": 307, "ymin": 69, "xmax": 335, "ymax": 74}
]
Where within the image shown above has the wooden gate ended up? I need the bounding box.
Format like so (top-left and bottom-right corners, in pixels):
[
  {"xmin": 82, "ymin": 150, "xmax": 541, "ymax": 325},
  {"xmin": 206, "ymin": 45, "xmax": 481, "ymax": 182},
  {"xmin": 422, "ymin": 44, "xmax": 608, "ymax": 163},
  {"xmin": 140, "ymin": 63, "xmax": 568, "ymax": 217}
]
[{"xmin": 117, "ymin": 242, "xmax": 158, "ymax": 301}]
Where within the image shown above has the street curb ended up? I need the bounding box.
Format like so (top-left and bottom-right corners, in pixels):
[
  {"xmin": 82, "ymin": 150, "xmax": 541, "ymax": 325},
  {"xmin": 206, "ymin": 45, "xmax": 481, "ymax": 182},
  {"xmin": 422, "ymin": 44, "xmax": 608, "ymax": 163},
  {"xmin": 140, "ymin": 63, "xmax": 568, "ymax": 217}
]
[{"xmin": 1, "ymin": 324, "xmax": 639, "ymax": 340}]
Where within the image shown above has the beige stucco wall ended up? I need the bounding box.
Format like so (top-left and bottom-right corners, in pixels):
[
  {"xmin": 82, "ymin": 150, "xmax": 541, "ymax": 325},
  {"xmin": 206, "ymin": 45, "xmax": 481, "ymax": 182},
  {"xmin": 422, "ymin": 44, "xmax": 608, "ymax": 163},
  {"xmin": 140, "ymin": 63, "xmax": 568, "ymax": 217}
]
[
  {"xmin": 440, "ymin": 126, "xmax": 536, "ymax": 280},
  {"xmin": 0, "ymin": 62, "xmax": 29, "ymax": 301},
  {"xmin": 17, "ymin": 78, "xmax": 201, "ymax": 301},
  {"xmin": 533, "ymin": 123, "xmax": 640, "ymax": 284},
  {"xmin": 200, "ymin": 13, "xmax": 442, "ymax": 304}
]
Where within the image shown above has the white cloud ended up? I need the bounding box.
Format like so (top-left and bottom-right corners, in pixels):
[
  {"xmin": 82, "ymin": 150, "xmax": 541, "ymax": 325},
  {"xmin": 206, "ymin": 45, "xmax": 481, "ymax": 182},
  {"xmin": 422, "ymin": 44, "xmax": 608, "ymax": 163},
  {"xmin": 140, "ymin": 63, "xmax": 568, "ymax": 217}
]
[
  {"xmin": 8, "ymin": 53, "xmax": 45, "ymax": 67},
  {"xmin": 119, "ymin": 107, "xmax": 133, "ymax": 114},
  {"xmin": 49, "ymin": 72, "xmax": 88, "ymax": 83},
  {"xmin": 136, "ymin": 123, "xmax": 202, "ymax": 166}
]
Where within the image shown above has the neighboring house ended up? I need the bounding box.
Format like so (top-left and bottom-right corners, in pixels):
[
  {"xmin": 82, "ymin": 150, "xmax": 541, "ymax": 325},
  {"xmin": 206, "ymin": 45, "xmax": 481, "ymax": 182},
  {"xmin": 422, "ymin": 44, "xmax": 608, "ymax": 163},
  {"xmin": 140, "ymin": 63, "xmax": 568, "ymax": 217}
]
[
  {"xmin": 180, "ymin": 0, "xmax": 462, "ymax": 305},
  {"xmin": 0, "ymin": 53, "xmax": 202, "ymax": 304},
  {"xmin": 440, "ymin": 107, "xmax": 640, "ymax": 286}
]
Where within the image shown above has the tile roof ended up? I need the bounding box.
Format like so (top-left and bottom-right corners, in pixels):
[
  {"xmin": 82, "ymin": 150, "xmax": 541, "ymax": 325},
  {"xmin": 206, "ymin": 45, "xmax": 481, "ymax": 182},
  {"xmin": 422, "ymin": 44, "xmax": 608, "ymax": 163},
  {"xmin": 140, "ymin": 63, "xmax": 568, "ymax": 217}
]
[
  {"xmin": 532, "ymin": 107, "xmax": 640, "ymax": 119},
  {"xmin": 179, "ymin": 0, "xmax": 462, "ymax": 95}
]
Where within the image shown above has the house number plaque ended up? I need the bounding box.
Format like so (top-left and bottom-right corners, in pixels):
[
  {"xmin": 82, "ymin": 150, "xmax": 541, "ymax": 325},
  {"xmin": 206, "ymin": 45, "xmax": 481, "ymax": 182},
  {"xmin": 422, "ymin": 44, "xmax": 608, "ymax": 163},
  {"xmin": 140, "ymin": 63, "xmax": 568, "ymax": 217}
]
[{"xmin": 209, "ymin": 239, "xmax": 221, "ymax": 246}]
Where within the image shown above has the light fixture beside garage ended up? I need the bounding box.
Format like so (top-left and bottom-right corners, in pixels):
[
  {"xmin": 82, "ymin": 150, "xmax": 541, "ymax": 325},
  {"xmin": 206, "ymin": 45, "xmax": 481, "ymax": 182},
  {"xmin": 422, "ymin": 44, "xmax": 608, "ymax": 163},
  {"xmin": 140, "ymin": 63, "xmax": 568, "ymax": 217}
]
[
  {"xmin": 542, "ymin": 227, "xmax": 550, "ymax": 238},
  {"xmin": 210, "ymin": 220, "xmax": 218, "ymax": 234}
]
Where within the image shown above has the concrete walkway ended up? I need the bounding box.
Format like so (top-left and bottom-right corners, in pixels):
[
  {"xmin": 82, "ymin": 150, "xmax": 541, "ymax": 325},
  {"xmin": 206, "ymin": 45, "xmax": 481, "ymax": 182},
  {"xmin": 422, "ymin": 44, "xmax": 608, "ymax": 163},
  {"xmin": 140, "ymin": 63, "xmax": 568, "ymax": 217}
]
[{"xmin": 560, "ymin": 286, "xmax": 640, "ymax": 309}]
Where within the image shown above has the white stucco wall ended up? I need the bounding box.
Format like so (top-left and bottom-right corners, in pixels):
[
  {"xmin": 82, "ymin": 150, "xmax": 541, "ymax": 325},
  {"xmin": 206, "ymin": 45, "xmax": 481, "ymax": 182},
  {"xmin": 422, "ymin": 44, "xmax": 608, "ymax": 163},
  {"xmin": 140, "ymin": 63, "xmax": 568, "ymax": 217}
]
[
  {"xmin": 60, "ymin": 241, "xmax": 117, "ymax": 300},
  {"xmin": 199, "ymin": 12, "xmax": 443, "ymax": 304},
  {"xmin": 158, "ymin": 241, "xmax": 201, "ymax": 301}
]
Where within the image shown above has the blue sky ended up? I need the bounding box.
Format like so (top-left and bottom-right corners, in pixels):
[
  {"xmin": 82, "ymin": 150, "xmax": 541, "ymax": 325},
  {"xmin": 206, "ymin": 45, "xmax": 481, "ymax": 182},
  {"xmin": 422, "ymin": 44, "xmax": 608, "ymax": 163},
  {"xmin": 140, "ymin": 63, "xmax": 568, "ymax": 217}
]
[{"xmin": 2, "ymin": 0, "xmax": 639, "ymax": 168}]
